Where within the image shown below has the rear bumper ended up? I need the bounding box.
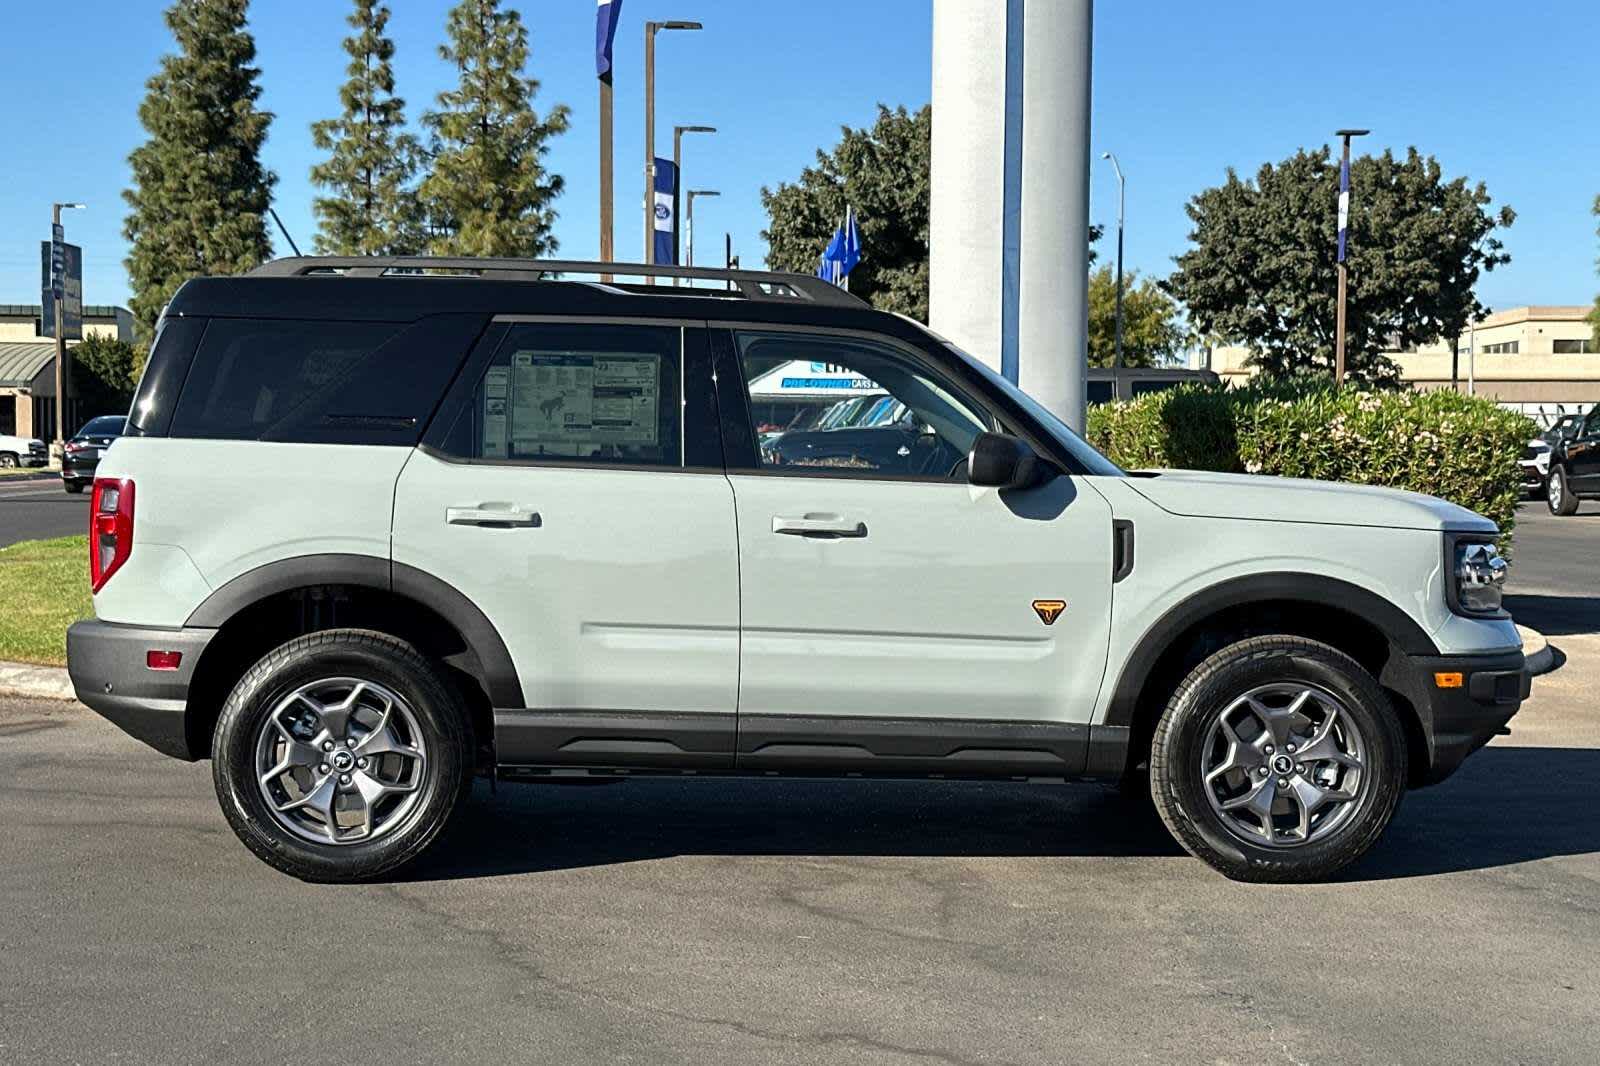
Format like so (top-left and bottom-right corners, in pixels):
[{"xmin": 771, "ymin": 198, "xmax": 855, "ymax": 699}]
[
  {"xmin": 1384, "ymin": 648, "xmax": 1530, "ymax": 785},
  {"xmin": 66, "ymin": 619, "xmax": 216, "ymax": 760},
  {"xmin": 61, "ymin": 455, "xmax": 100, "ymax": 480}
]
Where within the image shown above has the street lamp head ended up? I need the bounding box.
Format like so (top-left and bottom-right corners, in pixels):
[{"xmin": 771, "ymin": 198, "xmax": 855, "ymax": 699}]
[
  {"xmin": 675, "ymin": 125, "xmax": 717, "ymax": 135},
  {"xmin": 688, "ymin": 189, "xmax": 721, "ymax": 200},
  {"xmin": 1335, "ymin": 128, "xmax": 1371, "ymax": 137},
  {"xmin": 56, "ymin": 202, "xmax": 87, "ymax": 210},
  {"xmin": 659, "ymin": 20, "xmax": 702, "ymax": 31}
]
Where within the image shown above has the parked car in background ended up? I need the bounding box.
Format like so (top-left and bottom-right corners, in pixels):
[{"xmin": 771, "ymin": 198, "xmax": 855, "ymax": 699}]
[
  {"xmin": 1086, "ymin": 366, "xmax": 1220, "ymax": 405},
  {"xmin": 61, "ymin": 416, "xmax": 127, "ymax": 494},
  {"xmin": 1546, "ymin": 407, "xmax": 1600, "ymax": 516},
  {"xmin": 0, "ymin": 431, "xmax": 48, "ymax": 469},
  {"xmin": 1519, "ymin": 413, "xmax": 1584, "ymax": 497}
]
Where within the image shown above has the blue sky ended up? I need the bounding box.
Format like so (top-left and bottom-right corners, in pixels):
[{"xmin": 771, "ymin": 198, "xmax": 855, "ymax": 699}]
[{"xmin": 0, "ymin": 0, "xmax": 1596, "ymax": 316}]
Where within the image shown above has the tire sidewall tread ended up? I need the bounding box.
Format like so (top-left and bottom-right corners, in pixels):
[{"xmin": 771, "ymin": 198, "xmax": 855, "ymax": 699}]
[
  {"xmin": 1148, "ymin": 634, "xmax": 1407, "ymax": 883},
  {"xmin": 211, "ymin": 628, "xmax": 473, "ymax": 883}
]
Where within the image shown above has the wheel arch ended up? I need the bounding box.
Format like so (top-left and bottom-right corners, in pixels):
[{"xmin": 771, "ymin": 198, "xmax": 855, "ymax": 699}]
[
  {"xmin": 1104, "ymin": 572, "xmax": 1437, "ymax": 783},
  {"xmin": 183, "ymin": 554, "xmax": 521, "ymax": 761}
]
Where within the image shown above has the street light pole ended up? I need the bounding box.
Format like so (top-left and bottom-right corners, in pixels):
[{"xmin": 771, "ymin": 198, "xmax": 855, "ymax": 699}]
[
  {"xmin": 1334, "ymin": 128, "xmax": 1369, "ymax": 386},
  {"xmin": 686, "ymin": 190, "xmax": 720, "ymax": 268},
  {"xmin": 642, "ymin": 20, "xmax": 702, "ymax": 275},
  {"xmin": 50, "ymin": 202, "xmax": 86, "ymax": 453},
  {"xmin": 1101, "ymin": 152, "xmax": 1125, "ymax": 370},
  {"xmin": 672, "ymin": 124, "xmax": 716, "ymax": 267}
]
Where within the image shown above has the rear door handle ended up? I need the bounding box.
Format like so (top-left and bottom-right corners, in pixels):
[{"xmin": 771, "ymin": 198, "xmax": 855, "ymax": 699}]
[
  {"xmin": 447, "ymin": 506, "xmax": 541, "ymax": 528},
  {"xmin": 772, "ymin": 513, "xmax": 868, "ymax": 538}
]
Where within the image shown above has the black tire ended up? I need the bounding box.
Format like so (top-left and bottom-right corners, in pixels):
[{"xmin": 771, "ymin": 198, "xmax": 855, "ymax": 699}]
[
  {"xmin": 1149, "ymin": 635, "xmax": 1407, "ymax": 883},
  {"xmin": 212, "ymin": 629, "xmax": 473, "ymax": 882},
  {"xmin": 0, "ymin": 452, "xmax": 17, "ymax": 468},
  {"xmin": 1547, "ymin": 467, "xmax": 1579, "ymax": 516},
  {"xmin": 63, "ymin": 480, "xmax": 84, "ymax": 494}
]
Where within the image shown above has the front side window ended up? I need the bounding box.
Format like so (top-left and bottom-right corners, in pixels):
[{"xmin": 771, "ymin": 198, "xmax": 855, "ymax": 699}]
[
  {"xmin": 437, "ymin": 323, "xmax": 682, "ymax": 467},
  {"xmin": 737, "ymin": 331, "xmax": 991, "ymax": 480}
]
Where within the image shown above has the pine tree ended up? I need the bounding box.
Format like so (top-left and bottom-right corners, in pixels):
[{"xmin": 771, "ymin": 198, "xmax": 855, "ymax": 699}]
[
  {"xmin": 310, "ymin": 0, "xmax": 422, "ymax": 256},
  {"xmin": 122, "ymin": 0, "xmax": 276, "ymax": 341},
  {"xmin": 419, "ymin": 0, "xmax": 571, "ymax": 257}
]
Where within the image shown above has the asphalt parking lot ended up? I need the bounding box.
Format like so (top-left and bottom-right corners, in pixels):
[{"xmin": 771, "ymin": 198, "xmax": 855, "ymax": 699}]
[{"xmin": 2, "ymin": 504, "xmax": 1598, "ymax": 1064}]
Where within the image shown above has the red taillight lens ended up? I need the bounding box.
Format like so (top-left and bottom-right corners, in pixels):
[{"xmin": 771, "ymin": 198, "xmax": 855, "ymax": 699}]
[
  {"xmin": 88, "ymin": 477, "xmax": 135, "ymax": 593},
  {"xmin": 146, "ymin": 650, "xmax": 182, "ymax": 671},
  {"xmin": 64, "ymin": 440, "xmax": 85, "ymax": 453}
]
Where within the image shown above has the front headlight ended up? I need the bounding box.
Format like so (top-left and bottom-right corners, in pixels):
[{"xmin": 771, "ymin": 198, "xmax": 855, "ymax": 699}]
[{"xmin": 1451, "ymin": 538, "xmax": 1508, "ymax": 615}]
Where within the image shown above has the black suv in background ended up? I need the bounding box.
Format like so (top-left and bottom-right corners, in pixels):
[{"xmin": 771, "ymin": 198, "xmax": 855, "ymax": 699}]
[
  {"xmin": 1546, "ymin": 407, "xmax": 1600, "ymax": 515},
  {"xmin": 62, "ymin": 416, "xmax": 127, "ymax": 493}
]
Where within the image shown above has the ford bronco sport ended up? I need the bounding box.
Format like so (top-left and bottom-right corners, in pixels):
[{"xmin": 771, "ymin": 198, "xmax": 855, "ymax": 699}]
[{"xmin": 66, "ymin": 257, "xmax": 1529, "ymax": 883}]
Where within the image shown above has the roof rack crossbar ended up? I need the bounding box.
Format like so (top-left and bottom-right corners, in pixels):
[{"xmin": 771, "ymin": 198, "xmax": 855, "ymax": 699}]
[{"xmin": 247, "ymin": 257, "xmax": 866, "ymax": 308}]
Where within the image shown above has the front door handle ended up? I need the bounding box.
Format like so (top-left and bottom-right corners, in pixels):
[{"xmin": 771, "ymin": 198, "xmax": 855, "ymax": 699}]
[
  {"xmin": 447, "ymin": 505, "xmax": 541, "ymax": 528},
  {"xmin": 772, "ymin": 513, "xmax": 868, "ymax": 538}
]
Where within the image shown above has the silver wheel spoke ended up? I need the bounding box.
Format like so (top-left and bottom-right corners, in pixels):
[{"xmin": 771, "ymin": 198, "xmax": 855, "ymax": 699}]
[
  {"xmin": 254, "ymin": 677, "xmax": 428, "ymax": 847},
  {"xmin": 1202, "ymin": 681, "xmax": 1367, "ymax": 850}
]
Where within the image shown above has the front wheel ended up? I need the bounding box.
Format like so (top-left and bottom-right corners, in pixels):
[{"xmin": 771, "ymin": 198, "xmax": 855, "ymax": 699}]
[
  {"xmin": 1149, "ymin": 635, "xmax": 1406, "ymax": 883},
  {"xmin": 1547, "ymin": 467, "xmax": 1579, "ymax": 515},
  {"xmin": 0, "ymin": 453, "xmax": 17, "ymax": 468},
  {"xmin": 212, "ymin": 629, "xmax": 473, "ymax": 882}
]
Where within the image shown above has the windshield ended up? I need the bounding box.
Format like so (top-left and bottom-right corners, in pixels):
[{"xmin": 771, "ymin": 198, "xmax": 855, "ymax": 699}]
[
  {"xmin": 941, "ymin": 344, "xmax": 1124, "ymax": 477},
  {"xmin": 78, "ymin": 416, "xmax": 127, "ymax": 437}
]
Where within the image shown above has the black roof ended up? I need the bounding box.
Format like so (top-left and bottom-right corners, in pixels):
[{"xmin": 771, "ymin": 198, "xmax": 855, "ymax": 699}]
[{"xmin": 167, "ymin": 256, "xmax": 914, "ymax": 339}]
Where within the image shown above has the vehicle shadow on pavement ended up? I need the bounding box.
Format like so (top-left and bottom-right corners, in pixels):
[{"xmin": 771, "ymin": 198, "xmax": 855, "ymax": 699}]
[
  {"xmin": 1344, "ymin": 746, "xmax": 1600, "ymax": 881},
  {"xmin": 1505, "ymin": 593, "xmax": 1600, "ymax": 637},
  {"xmin": 401, "ymin": 778, "xmax": 1186, "ymax": 882},
  {"xmin": 398, "ymin": 746, "xmax": 1600, "ymax": 883}
]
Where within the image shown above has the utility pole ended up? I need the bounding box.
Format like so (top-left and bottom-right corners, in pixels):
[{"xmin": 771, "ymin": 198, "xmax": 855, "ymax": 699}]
[
  {"xmin": 1101, "ymin": 152, "xmax": 1125, "ymax": 369},
  {"xmin": 50, "ymin": 202, "xmax": 86, "ymax": 453},
  {"xmin": 672, "ymin": 125, "xmax": 716, "ymax": 267},
  {"xmin": 1333, "ymin": 128, "xmax": 1369, "ymax": 385},
  {"xmin": 600, "ymin": 59, "xmax": 614, "ymax": 267},
  {"xmin": 685, "ymin": 190, "xmax": 720, "ymax": 268},
  {"xmin": 642, "ymin": 20, "xmax": 701, "ymax": 274}
]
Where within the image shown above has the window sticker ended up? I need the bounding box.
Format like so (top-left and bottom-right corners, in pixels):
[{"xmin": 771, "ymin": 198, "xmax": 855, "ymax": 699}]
[
  {"xmin": 508, "ymin": 350, "xmax": 660, "ymax": 454},
  {"xmin": 481, "ymin": 366, "xmax": 510, "ymax": 458}
]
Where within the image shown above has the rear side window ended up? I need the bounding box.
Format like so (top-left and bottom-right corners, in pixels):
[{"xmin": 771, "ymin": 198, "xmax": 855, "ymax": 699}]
[
  {"xmin": 435, "ymin": 322, "xmax": 682, "ymax": 467},
  {"xmin": 168, "ymin": 316, "xmax": 483, "ymax": 444}
]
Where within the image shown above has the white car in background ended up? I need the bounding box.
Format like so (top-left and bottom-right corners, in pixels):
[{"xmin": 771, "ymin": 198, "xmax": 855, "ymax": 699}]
[{"xmin": 0, "ymin": 432, "xmax": 48, "ymax": 469}]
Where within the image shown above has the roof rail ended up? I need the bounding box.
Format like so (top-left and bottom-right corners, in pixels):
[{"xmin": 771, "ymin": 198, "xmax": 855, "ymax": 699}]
[{"xmin": 247, "ymin": 256, "xmax": 867, "ymax": 309}]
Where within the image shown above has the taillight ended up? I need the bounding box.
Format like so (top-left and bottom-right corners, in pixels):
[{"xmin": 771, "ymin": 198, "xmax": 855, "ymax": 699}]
[{"xmin": 89, "ymin": 478, "xmax": 135, "ymax": 593}]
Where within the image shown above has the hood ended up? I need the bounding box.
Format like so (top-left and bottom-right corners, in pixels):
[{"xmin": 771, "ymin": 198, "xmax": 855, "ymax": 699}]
[{"xmin": 1125, "ymin": 469, "xmax": 1497, "ymax": 533}]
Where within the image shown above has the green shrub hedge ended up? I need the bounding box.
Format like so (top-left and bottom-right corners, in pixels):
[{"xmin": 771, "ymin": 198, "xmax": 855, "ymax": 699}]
[{"xmin": 1085, "ymin": 382, "xmax": 1535, "ymax": 537}]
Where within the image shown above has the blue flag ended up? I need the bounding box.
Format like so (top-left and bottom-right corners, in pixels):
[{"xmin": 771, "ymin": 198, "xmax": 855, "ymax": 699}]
[
  {"xmin": 653, "ymin": 157, "xmax": 678, "ymax": 266},
  {"xmin": 596, "ymin": 0, "xmax": 624, "ymax": 79},
  {"xmin": 816, "ymin": 207, "xmax": 862, "ymax": 286}
]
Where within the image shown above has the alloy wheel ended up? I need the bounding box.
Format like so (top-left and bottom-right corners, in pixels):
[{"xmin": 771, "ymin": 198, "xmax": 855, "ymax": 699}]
[
  {"xmin": 1200, "ymin": 682, "xmax": 1366, "ymax": 849},
  {"xmin": 254, "ymin": 677, "xmax": 428, "ymax": 845}
]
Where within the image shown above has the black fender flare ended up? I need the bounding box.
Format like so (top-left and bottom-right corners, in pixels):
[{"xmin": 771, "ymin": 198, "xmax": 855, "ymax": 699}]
[
  {"xmin": 1102, "ymin": 571, "xmax": 1439, "ymax": 728},
  {"xmin": 185, "ymin": 553, "xmax": 523, "ymax": 707}
]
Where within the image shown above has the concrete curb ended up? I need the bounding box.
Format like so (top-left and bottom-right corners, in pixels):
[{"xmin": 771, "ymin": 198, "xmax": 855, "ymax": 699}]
[
  {"xmin": 1518, "ymin": 625, "xmax": 1555, "ymax": 677},
  {"xmin": 0, "ymin": 661, "xmax": 74, "ymax": 701}
]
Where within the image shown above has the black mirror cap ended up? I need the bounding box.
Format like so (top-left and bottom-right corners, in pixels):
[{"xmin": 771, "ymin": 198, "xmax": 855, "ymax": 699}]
[{"xmin": 968, "ymin": 431, "xmax": 1053, "ymax": 490}]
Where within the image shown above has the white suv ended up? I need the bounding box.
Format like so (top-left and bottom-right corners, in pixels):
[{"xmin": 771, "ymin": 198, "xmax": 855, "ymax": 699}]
[
  {"xmin": 67, "ymin": 257, "xmax": 1529, "ymax": 883},
  {"xmin": 0, "ymin": 430, "xmax": 48, "ymax": 468}
]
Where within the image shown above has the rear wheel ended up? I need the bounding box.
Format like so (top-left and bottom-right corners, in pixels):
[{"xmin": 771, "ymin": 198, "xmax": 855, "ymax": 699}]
[
  {"xmin": 1149, "ymin": 635, "xmax": 1406, "ymax": 883},
  {"xmin": 1547, "ymin": 467, "xmax": 1579, "ymax": 515},
  {"xmin": 212, "ymin": 629, "xmax": 473, "ymax": 882}
]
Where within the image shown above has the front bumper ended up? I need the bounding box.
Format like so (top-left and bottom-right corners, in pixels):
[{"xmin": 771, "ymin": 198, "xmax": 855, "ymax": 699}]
[
  {"xmin": 66, "ymin": 619, "xmax": 216, "ymax": 760},
  {"xmin": 1384, "ymin": 648, "xmax": 1530, "ymax": 785}
]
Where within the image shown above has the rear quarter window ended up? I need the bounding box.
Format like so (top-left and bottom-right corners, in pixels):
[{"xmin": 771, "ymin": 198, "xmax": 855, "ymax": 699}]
[{"xmin": 168, "ymin": 315, "xmax": 485, "ymax": 444}]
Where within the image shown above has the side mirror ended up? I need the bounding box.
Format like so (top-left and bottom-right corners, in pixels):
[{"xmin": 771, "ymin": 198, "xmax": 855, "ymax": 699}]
[{"xmin": 968, "ymin": 432, "xmax": 1053, "ymax": 490}]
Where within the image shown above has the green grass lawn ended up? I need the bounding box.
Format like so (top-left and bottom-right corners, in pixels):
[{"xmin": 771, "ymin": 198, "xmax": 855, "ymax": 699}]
[{"xmin": 0, "ymin": 536, "xmax": 92, "ymax": 666}]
